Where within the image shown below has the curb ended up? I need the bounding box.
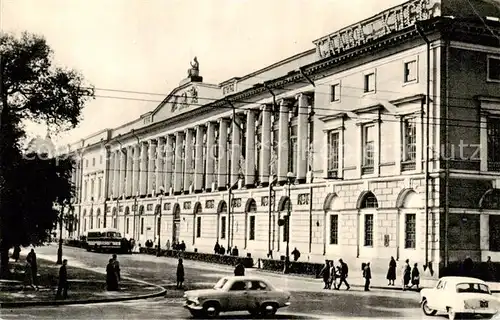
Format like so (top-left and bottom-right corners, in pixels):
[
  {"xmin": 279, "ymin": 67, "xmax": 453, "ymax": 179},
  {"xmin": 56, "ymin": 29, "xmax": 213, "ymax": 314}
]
[{"xmin": 0, "ymin": 286, "xmax": 166, "ymax": 308}]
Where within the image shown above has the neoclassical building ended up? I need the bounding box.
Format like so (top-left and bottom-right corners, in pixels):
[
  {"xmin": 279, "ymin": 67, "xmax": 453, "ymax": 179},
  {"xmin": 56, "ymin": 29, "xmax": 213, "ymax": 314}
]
[{"xmin": 64, "ymin": 0, "xmax": 500, "ymax": 275}]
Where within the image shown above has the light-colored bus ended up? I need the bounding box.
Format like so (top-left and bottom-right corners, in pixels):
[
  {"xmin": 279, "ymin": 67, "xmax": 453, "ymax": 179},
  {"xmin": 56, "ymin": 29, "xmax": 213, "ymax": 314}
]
[{"xmin": 85, "ymin": 228, "xmax": 123, "ymax": 253}]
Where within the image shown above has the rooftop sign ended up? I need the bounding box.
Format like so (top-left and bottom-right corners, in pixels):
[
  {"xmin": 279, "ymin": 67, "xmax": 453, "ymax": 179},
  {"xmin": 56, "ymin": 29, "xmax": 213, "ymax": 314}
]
[{"xmin": 313, "ymin": 0, "xmax": 441, "ymax": 59}]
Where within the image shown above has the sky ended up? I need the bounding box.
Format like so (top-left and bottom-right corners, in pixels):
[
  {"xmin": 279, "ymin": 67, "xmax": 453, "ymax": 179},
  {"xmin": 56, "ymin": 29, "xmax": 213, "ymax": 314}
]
[{"xmin": 0, "ymin": 0, "xmax": 406, "ymax": 146}]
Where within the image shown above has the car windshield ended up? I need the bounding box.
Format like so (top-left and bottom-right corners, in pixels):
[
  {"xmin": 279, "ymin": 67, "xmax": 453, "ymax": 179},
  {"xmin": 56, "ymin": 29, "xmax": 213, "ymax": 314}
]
[
  {"xmin": 214, "ymin": 278, "xmax": 228, "ymax": 290},
  {"xmin": 456, "ymin": 283, "xmax": 490, "ymax": 294}
]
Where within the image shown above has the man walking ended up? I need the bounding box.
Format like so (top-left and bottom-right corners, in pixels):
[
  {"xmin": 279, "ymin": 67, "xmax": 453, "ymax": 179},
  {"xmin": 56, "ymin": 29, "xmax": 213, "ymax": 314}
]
[
  {"xmin": 363, "ymin": 262, "xmax": 372, "ymax": 291},
  {"xmin": 337, "ymin": 259, "xmax": 350, "ymax": 290},
  {"xmin": 112, "ymin": 254, "xmax": 121, "ymax": 282},
  {"xmin": 56, "ymin": 259, "xmax": 68, "ymax": 299},
  {"xmin": 27, "ymin": 248, "xmax": 38, "ymax": 290}
]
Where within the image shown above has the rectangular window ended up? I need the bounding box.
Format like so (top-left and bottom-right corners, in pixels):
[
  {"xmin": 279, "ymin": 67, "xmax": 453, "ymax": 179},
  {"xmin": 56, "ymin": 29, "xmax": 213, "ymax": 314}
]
[
  {"xmin": 92, "ymin": 158, "xmax": 95, "ymax": 166},
  {"xmin": 100, "ymin": 155, "xmax": 103, "ymax": 164},
  {"xmin": 489, "ymin": 215, "xmax": 500, "ymax": 251},
  {"xmin": 405, "ymin": 214, "xmax": 416, "ymax": 248},
  {"xmin": 364, "ymin": 73, "xmax": 375, "ymax": 93},
  {"xmin": 140, "ymin": 218, "xmax": 144, "ymax": 235},
  {"xmin": 330, "ymin": 215, "xmax": 338, "ymax": 245},
  {"xmin": 196, "ymin": 216, "xmax": 201, "ymax": 238},
  {"xmin": 364, "ymin": 214, "xmax": 373, "ymax": 247},
  {"xmin": 249, "ymin": 216, "xmax": 255, "ymax": 240},
  {"xmin": 403, "ymin": 117, "xmax": 417, "ymax": 162},
  {"xmin": 488, "ymin": 118, "xmax": 500, "ymax": 163},
  {"xmin": 86, "ymin": 159, "xmax": 89, "ymax": 168},
  {"xmin": 331, "ymin": 84, "xmax": 340, "ymax": 102},
  {"xmin": 362, "ymin": 125, "xmax": 375, "ymax": 174},
  {"xmin": 327, "ymin": 131, "xmax": 339, "ymax": 178},
  {"xmin": 221, "ymin": 216, "xmax": 226, "ymax": 239},
  {"xmin": 90, "ymin": 180, "xmax": 95, "ymax": 200},
  {"xmin": 404, "ymin": 60, "xmax": 417, "ymax": 83},
  {"xmin": 487, "ymin": 56, "xmax": 500, "ymax": 81}
]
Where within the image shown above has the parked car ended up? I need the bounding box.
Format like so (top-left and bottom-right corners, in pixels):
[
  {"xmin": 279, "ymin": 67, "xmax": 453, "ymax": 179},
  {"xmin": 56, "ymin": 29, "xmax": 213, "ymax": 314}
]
[
  {"xmin": 420, "ymin": 276, "xmax": 499, "ymax": 320},
  {"xmin": 183, "ymin": 276, "xmax": 291, "ymax": 318}
]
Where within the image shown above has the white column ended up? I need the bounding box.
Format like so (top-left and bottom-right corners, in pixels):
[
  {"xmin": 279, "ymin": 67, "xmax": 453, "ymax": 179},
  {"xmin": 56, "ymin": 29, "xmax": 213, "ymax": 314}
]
[
  {"xmin": 218, "ymin": 119, "xmax": 229, "ymax": 190},
  {"xmin": 296, "ymin": 93, "xmax": 309, "ymax": 183},
  {"xmin": 481, "ymin": 114, "xmax": 488, "ymax": 171},
  {"xmin": 148, "ymin": 140, "xmax": 157, "ymax": 195},
  {"xmin": 113, "ymin": 150, "xmax": 120, "ymax": 197},
  {"xmin": 260, "ymin": 105, "xmax": 271, "ymax": 185},
  {"xmin": 155, "ymin": 137, "xmax": 165, "ymax": 192},
  {"xmin": 395, "ymin": 117, "xmax": 402, "ymax": 173},
  {"xmin": 107, "ymin": 152, "xmax": 114, "ymax": 197},
  {"xmin": 174, "ymin": 132, "xmax": 185, "ymax": 194},
  {"xmin": 277, "ymin": 99, "xmax": 290, "ymax": 184},
  {"xmin": 164, "ymin": 135, "xmax": 174, "ymax": 194},
  {"xmin": 184, "ymin": 129, "xmax": 194, "ymax": 192},
  {"xmin": 245, "ymin": 110, "xmax": 256, "ymax": 187},
  {"xmin": 205, "ymin": 122, "xmax": 215, "ymax": 191},
  {"xmin": 132, "ymin": 144, "xmax": 140, "ymax": 196},
  {"xmin": 139, "ymin": 142, "xmax": 148, "ymax": 196},
  {"xmin": 125, "ymin": 146, "xmax": 133, "ymax": 197},
  {"xmin": 119, "ymin": 149, "xmax": 126, "ymax": 197},
  {"xmin": 194, "ymin": 125, "xmax": 205, "ymax": 192},
  {"xmin": 374, "ymin": 119, "xmax": 381, "ymax": 176},
  {"xmin": 230, "ymin": 115, "xmax": 241, "ymax": 187},
  {"xmin": 416, "ymin": 112, "xmax": 423, "ymax": 173}
]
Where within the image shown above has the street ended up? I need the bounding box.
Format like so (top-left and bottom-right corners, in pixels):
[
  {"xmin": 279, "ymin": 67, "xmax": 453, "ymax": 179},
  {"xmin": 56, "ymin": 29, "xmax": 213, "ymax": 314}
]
[{"xmin": 1, "ymin": 245, "xmax": 425, "ymax": 319}]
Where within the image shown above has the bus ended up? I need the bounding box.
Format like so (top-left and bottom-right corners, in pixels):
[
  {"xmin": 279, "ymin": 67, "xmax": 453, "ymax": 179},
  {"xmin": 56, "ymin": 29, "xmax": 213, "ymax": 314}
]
[{"xmin": 85, "ymin": 228, "xmax": 123, "ymax": 253}]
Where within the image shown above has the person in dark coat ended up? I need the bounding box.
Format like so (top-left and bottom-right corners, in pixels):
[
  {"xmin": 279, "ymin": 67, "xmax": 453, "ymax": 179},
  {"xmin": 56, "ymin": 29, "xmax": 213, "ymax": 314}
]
[
  {"xmin": 219, "ymin": 245, "xmax": 225, "ymax": 255},
  {"xmin": 463, "ymin": 256, "xmax": 473, "ymax": 276},
  {"xmin": 403, "ymin": 259, "xmax": 411, "ymax": 290},
  {"xmin": 234, "ymin": 260, "xmax": 245, "ymax": 276},
  {"xmin": 56, "ymin": 259, "xmax": 68, "ymax": 299},
  {"xmin": 12, "ymin": 245, "xmax": 20, "ymax": 262},
  {"xmin": 232, "ymin": 246, "xmax": 239, "ymax": 256},
  {"xmin": 337, "ymin": 259, "xmax": 350, "ymax": 290},
  {"xmin": 410, "ymin": 263, "xmax": 420, "ymax": 290},
  {"xmin": 176, "ymin": 258, "xmax": 185, "ymax": 289},
  {"xmin": 363, "ymin": 262, "xmax": 372, "ymax": 291},
  {"xmin": 387, "ymin": 256, "xmax": 397, "ymax": 286},
  {"xmin": 27, "ymin": 249, "xmax": 38, "ymax": 290},
  {"xmin": 179, "ymin": 241, "xmax": 186, "ymax": 251},
  {"xmin": 214, "ymin": 241, "xmax": 220, "ymax": 254},
  {"xmin": 291, "ymin": 247, "xmax": 301, "ymax": 262},
  {"xmin": 319, "ymin": 260, "xmax": 330, "ymax": 289},
  {"xmin": 106, "ymin": 258, "xmax": 118, "ymax": 291}
]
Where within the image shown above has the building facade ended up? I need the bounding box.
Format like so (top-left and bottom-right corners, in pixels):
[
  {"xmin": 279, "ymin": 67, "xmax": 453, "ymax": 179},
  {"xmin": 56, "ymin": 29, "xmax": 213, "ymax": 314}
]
[{"xmin": 65, "ymin": 0, "xmax": 500, "ymax": 275}]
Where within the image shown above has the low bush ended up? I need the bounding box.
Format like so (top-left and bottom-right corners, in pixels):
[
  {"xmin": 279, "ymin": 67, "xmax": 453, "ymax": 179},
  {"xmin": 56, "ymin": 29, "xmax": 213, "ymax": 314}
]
[
  {"xmin": 139, "ymin": 248, "xmax": 253, "ymax": 268},
  {"xmin": 259, "ymin": 258, "xmax": 324, "ymax": 277},
  {"xmin": 440, "ymin": 261, "xmax": 500, "ymax": 281},
  {"xmin": 64, "ymin": 239, "xmax": 85, "ymax": 248}
]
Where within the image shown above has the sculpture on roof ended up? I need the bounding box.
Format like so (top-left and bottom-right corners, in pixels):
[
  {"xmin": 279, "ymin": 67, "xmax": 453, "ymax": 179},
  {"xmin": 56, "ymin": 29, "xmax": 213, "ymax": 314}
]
[{"xmin": 188, "ymin": 57, "xmax": 199, "ymax": 77}]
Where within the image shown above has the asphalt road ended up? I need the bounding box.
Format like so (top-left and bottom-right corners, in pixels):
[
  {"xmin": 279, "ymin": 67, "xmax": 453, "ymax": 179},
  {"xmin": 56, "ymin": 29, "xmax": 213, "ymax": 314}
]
[{"xmin": 0, "ymin": 245, "xmax": 425, "ymax": 319}]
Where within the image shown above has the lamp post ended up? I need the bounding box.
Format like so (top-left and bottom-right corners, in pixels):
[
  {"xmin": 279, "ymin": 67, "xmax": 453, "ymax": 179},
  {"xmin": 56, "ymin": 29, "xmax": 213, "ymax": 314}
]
[
  {"xmin": 156, "ymin": 186, "xmax": 164, "ymax": 257},
  {"xmin": 56, "ymin": 200, "xmax": 67, "ymax": 265},
  {"xmin": 283, "ymin": 172, "xmax": 295, "ymax": 274}
]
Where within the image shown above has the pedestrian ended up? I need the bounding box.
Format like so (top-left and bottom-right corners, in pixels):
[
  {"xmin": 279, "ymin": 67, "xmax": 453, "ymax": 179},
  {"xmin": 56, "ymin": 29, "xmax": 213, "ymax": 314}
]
[
  {"xmin": 329, "ymin": 261, "xmax": 337, "ymax": 290},
  {"xmin": 23, "ymin": 260, "xmax": 35, "ymax": 291},
  {"xmin": 112, "ymin": 254, "xmax": 121, "ymax": 282},
  {"xmin": 319, "ymin": 260, "xmax": 330, "ymax": 289},
  {"xmin": 337, "ymin": 259, "xmax": 350, "ymax": 290},
  {"xmin": 463, "ymin": 256, "xmax": 473, "ymax": 277},
  {"xmin": 387, "ymin": 256, "xmax": 397, "ymax": 286},
  {"xmin": 176, "ymin": 258, "xmax": 185, "ymax": 289},
  {"xmin": 234, "ymin": 260, "xmax": 245, "ymax": 276},
  {"xmin": 232, "ymin": 246, "xmax": 239, "ymax": 256},
  {"xmin": 402, "ymin": 259, "xmax": 411, "ymax": 290},
  {"xmin": 27, "ymin": 248, "xmax": 38, "ymax": 290},
  {"xmin": 12, "ymin": 245, "xmax": 20, "ymax": 262},
  {"xmin": 106, "ymin": 258, "xmax": 118, "ymax": 291},
  {"xmin": 179, "ymin": 241, "xmax": 186, "ymax": 251},
  {"xmin": 486, "ymin": 256, "xmax": 495, "ymax": 281},
  {"xmin": 166, "ymin": 239, "xmax": 171, "ymax": 251},
  {"xmin": 410, "ymin": 263, "xmax": 420, "ymax": 290},
  {"xmin": 291, "ymin": 247, "xmax": 301, "ymax": 262},
  {"xmin": 214, "ymin": 241, "xmax": 220, "ymax": 254},
  {"xmin": 56, "ymin": 259, "xmax": 68, "ymax": 299},
  {"xmin": 363, "ymin": 262, "xmax": 372, "ymax": 291}
]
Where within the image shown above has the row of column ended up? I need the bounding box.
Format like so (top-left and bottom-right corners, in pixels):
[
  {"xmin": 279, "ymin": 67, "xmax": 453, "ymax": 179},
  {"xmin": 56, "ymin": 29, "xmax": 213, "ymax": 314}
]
[{"xmin": 105, "ymin": 93, "xmax": 311, "ymax": 198}]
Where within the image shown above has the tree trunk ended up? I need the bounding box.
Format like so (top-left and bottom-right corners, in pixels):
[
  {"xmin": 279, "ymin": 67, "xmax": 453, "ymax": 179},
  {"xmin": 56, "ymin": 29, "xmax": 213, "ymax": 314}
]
[
  {"xmin": 0, "ymin": 247, "xmax": 10, "ymax": 279},
  {"xmin": 0, "ymin": 57, "xmax": 6, "ymax": 279}
]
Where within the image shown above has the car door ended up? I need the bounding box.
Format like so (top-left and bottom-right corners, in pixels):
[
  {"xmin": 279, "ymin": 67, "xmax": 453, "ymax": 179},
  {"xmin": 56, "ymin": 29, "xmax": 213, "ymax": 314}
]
[
  {"xmin": 428, "ymin": 280, "xmax": 447, "ymax": 311},
  {"xmin": 247, "ymin": 281, "xmax": 271, "ymax": 310},
  {"xmin": 226, "ymin": 280, "xmax": 250, "ymax": 311}
]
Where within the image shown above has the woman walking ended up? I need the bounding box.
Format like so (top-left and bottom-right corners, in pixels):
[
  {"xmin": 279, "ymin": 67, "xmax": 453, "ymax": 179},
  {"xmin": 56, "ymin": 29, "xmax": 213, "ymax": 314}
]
[
  {"xmin": 176, "ymin": 258, "xmax": 185, "ymax": 289},
  {"xmin": 410, "ymin": 263, "xmax": 420, "ymax": 290},
  {"xmin": 387, "ymin": 256, "xmax": 397, "ymax": 286}
]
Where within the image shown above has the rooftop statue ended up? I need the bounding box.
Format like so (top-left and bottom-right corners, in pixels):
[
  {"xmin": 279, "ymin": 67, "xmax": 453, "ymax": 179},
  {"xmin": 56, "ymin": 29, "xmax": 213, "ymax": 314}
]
[{"xmin": 188, "ymin": 57, "xmax": 199, "ymax": 77}]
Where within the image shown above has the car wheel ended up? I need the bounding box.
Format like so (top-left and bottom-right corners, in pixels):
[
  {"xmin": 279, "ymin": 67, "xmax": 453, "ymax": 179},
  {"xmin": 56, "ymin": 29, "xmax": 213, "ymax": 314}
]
[
  {"xmin": 248, "ymin": 308, "xmax": 260, "ymax": 316},
  {"xmin": 421, "ymin": 299, "xmax": 437, "ymax": 316},
  {"xmin": 189, "ymin": 310, "xmax": 202, "ymax": 318},
  {"xmin": 448, "ymin": 307, "xmax": 458, "ymax": 320},
  {"xmin": 202, "ymin": 302, "xmax": 220, "ymax": 318},
  {"xmin": 260, "ymin": 302, "xmax": 277, "ymax": 316}
]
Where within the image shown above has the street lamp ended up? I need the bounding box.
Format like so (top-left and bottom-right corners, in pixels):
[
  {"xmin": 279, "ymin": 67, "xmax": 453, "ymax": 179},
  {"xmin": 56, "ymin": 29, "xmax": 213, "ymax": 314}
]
[
  {"xmin": 156, "ymin": 186, "xmax": 164, "ymax": 257},
  {"xmin": 283, "ymin": 172, "xmax": 295, "ymax": 274},
  {"xmin": 56, "ymin": 200, "xmax": 68, "ymax": 265}
]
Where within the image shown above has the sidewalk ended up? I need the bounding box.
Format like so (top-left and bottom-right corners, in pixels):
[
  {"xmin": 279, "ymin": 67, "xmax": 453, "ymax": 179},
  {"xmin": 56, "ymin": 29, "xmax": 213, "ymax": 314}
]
[{"xmin": 0, "ymin": 254, "xmax": 166, "ymax": 308}]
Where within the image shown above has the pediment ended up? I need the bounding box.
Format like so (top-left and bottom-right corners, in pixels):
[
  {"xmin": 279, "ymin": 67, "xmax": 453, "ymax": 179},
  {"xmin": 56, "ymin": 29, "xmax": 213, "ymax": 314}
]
[{"xmin": 151, "ymin": 82, "xmax": 220, "ymax": 122}]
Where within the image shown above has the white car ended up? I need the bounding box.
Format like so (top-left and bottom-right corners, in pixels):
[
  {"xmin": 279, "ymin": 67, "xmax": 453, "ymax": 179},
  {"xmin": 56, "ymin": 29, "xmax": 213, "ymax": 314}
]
[
  {"xmin": 420, "ymin": 276, "xmax": 499, "ymax": 320},
  {"xmin": 183, "ymin": 276, "xmax": 291, "ymax": 318}
]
